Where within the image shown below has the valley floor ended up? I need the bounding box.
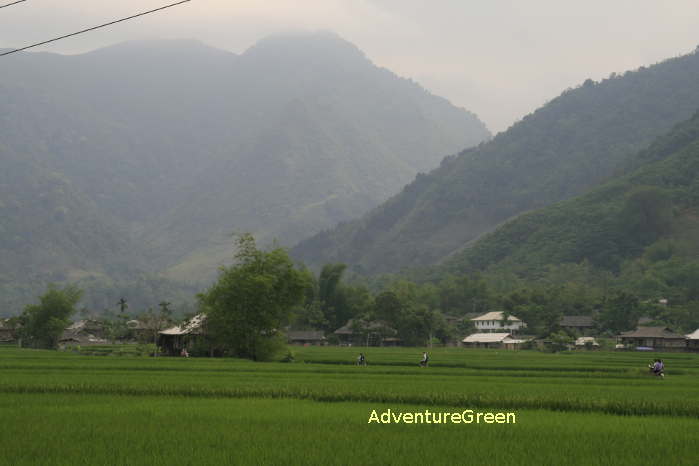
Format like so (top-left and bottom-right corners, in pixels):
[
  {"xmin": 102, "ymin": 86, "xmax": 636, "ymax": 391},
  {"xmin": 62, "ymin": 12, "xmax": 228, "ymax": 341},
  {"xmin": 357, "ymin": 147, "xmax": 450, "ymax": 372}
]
[{"xmin": 1, "ymin": 347, "xmax": 697, "ymax": 465}]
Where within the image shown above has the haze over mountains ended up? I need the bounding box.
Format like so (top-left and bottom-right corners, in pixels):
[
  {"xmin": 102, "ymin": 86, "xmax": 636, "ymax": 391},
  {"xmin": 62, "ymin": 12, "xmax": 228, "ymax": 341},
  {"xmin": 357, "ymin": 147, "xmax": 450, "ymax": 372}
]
[
  {"xmin": 293, "ymin": 47, "xmax": 699, "ymax": 274},
  {"xmin": 0, "ymin": 32, "xmax": 490, "ymax": 312}
]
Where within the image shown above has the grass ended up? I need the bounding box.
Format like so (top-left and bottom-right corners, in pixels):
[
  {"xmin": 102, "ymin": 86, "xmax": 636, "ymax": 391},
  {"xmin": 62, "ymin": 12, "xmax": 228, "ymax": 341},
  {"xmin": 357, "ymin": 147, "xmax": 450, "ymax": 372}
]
[{"xmin": 1, "ymin": 346, "xmax": 698, "ymax": 464}]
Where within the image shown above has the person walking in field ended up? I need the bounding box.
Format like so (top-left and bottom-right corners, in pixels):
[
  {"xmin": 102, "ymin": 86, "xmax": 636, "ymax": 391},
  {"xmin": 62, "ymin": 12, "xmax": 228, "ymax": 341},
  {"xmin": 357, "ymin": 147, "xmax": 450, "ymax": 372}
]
[
  {"xmin": 420, "ymin": 352, "xmax": 429, "ymax": 368},
  {"xmin": 357, "ymin": 353, "xmax": 367, "ymax": 366}
]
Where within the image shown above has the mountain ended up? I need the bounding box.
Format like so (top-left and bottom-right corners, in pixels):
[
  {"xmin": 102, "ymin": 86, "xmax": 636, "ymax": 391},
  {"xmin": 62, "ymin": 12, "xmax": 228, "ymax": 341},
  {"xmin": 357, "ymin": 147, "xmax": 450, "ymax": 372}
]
[
  {"xmin": 292, "ymin": 46, "xmax": 699, "ymax": 274},
  {"xmin": 441, "ymin": 110, "xmax": 699, "ymax": 297},
  {"xmin": 0, "ymin": 33, "xmax": 489, "ymax": 311}
]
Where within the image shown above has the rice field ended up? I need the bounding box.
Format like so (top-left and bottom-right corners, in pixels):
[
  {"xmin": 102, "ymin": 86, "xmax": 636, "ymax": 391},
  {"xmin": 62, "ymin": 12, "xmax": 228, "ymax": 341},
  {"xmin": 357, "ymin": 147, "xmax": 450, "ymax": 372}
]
[{"xmin": 1, "ymin": 346, "xmax": 698, "ymax": 465}]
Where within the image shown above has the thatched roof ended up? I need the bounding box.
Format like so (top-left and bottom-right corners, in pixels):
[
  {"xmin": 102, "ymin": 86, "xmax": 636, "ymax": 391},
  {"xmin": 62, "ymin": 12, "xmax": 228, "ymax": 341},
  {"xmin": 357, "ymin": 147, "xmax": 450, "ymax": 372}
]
[
  {"xmin": 575, "ymin": 337, "xmax": 599, "ymax": 346},
  {"xmin": 66, "ymin": 320, "xmax": 104, "ymax": 332},
  {"xmin": 159, "ymin": 314, "xmax": 205, "ymax": 336},
  {"xmin": 0, "ymin": 318, "xmax": 18, "ymax": 330},
  {"xmin": 334, "ymin": 319, "xmax": 396, "ymax": 335},
  {"xmin": 686, "ymin": 329, "xmax": 699, "ymax": 340},
  {"xmin": 287, "ymin": 330, "xmax": 325, "ymax": 341},
  {"xmin": 618, "ymin": 327, "xmax": 684, "ymax": 339}
]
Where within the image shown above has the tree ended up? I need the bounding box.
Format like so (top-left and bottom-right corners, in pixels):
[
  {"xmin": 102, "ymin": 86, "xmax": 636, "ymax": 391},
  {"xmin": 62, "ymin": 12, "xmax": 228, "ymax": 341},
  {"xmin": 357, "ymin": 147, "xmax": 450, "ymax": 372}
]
[
  {"xmin": 548, "ymin": 330, "xmax": 574, "ymax": 352},
  {"xmin": 373, "ymin": 291, "xmax": 403, "ymax": 324},
  {"xmin": 19, "ymin": 285, "xmax": 83, "ymax": 349},
  {"xmin": 198, "ymin": 234, "xmax": 309, "ymax": 361},
  {"xmin": 317, "ymin": 263, "xmax": 350, "ymax": 330},
  {"xmin": 140, "ymin": 302, "xmax": 174, "ymax": 344},
  {"xmin": 597, "ymin": 291, "xmax": 641, "ymax": 334}
]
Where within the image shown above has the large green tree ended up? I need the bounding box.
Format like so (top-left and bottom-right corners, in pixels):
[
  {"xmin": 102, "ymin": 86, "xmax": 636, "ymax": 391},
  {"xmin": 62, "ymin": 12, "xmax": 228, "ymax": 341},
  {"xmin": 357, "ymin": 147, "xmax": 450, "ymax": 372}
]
[
  {"xmin": 198, "ymin": 234, "xmax": 310, "ymax": 361},
  {"xmin": 19, "ymin": 285, "xmax": 83, "ymax": 349}
]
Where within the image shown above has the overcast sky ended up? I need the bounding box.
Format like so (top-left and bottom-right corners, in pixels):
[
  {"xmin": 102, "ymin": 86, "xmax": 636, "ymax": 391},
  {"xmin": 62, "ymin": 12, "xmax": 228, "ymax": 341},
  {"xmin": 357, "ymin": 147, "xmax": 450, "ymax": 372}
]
[{"xmin": 2, "ymin": 0, "xmax": 698, "ymax": 132}]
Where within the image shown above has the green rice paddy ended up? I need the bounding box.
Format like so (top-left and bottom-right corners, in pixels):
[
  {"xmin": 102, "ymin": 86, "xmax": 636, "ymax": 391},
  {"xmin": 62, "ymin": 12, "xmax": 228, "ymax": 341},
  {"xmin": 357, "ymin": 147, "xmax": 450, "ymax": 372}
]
[{"xmin": 1, "ymin": 346, "xmax": 697, "ymax": 465}]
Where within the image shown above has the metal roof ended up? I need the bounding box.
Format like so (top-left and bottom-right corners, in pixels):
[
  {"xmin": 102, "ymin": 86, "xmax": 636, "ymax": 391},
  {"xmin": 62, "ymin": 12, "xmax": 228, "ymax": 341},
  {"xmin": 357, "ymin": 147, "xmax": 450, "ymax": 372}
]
[
  {"xmin": 472, "ymin": 311, "xmax": 521, "ymax": 322},
  {"xmin": 462, "ymin": 333, "xmax": 514, "ymax": 343}
]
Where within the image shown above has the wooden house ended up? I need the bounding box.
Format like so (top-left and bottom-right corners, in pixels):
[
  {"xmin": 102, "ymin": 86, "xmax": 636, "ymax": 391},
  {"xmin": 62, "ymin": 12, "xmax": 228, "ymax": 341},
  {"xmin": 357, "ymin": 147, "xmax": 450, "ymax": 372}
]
[
  {"xmin": 617, "ymin": 327, "xmax": 686, "ymax": 351},
  {"xmin": 333, "ymin": 319, "xmax": 398, "ymax": 346},
  {"xmin": 287, "ymin": 330, "xmax": 326, "ymax": 346},
  {"xmin": 560, "ymin": 315, "xmax": 595, "ymax": 333}
]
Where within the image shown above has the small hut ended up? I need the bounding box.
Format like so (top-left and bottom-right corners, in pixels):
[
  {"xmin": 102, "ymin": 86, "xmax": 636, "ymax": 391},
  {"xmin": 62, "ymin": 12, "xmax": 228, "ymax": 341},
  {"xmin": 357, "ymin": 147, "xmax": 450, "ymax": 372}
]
[
  {"xmin": 58, "ymin": 320, "xmax": 108, "ymax": 347},
  {"xmin": 574, "ymin": 337, "xmax": 600, "ymax": 349},
  {"xmin": 0, "ymin": 319, "xmax": 19, "ymax": 344},
  {"xmin": 158, "ymin": 314, "xmax": 206, "ymax": 356}
]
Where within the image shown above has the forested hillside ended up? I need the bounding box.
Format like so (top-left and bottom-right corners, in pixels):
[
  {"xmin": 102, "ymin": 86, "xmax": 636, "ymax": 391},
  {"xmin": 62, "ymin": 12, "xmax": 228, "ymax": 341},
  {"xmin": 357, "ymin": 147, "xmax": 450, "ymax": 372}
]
[
  {"xmin": 441, "ymin": 110, "xmax": 699, "ymax": 303},
  {"xmin": 0, "ymin": 32, "xmax": 489, "ymax": 313},
  {"xmin": 293, "ymin": 46, "xmax": 699, "ymax": 274}
]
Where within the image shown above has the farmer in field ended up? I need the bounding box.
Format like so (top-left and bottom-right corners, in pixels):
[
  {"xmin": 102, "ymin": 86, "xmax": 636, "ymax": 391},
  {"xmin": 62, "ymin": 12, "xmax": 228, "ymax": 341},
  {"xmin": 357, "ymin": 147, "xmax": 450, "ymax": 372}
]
[
  {"xmin": 357, "ymin": 353, "xmax": 366, "ymax": 366},
  {"xmin": 420, "ymin": 352, "xmax": 429, "ymax": 368},
  {"xmin": 649, "ymin": 359, "xmax": 664, "ymax": 377}
]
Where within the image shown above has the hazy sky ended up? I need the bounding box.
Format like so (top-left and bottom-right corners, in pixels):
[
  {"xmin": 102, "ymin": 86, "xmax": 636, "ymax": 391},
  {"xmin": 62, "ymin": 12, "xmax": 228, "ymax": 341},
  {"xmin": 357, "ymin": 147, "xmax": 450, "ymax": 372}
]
[{"xmin": 2, "ymin": 0, "xmax": 698, "ymax": 132}]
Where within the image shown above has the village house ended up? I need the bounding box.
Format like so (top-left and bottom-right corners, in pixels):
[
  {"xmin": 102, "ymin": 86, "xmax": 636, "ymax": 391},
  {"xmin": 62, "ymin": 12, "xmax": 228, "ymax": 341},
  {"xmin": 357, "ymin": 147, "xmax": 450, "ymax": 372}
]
[
  {"xmin": 158, "ymin": 314, "xmax": 207, "ymax": 356},
  {"xmin": 574, "ymin": 336, "xmax": 600, "ymax": 349},
  {"xmin": 686, "ymin": 329, "xmax": 699, "ymax": 351},
  {"xmin": 58, "ymin": 320, "xmax": 108, "ymax": 347},
  {"xmin": 471, "ymin": 311, "xmax": 526, "ymax": 333},
  {"xmin": 287, "ymin": 330, "xmax": 326, "ymax": 346},
  {"xmin": 560, "ymin": 315, "xmax": 595, "ymax": 334},
  {"xmin": 617, "ymin": 327, "xmax": 687, "ymax": 351},
  {"xmin": 461, "ymin": 332, "xmax": 527, "ymax": 350},
  {"xmin": 333, "ymin": 319, "xmax": 399, "ymax": 346},
  {"xmin": 0, "ymin": 318, "xmax": 19, "ymax": 344}
]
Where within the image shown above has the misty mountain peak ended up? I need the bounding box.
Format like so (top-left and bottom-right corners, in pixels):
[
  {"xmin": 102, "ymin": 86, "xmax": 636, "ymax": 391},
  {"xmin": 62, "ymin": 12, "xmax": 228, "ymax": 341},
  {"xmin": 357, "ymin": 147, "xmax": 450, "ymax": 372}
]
[{"xmin": 241, "ymin": 31, "xmax": 369, "ymax": 67}]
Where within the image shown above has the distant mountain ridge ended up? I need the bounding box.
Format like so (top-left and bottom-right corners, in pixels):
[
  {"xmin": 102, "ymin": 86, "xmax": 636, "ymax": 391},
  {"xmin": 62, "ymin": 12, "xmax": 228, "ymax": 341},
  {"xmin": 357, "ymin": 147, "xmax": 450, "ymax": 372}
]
[
  {"xmin": 292, "ymin": 46, "xmax": 699, "ymax": 274},
  {"xmin": 0, "ymin": 32, "xmax": 489, "ymax": 311}
]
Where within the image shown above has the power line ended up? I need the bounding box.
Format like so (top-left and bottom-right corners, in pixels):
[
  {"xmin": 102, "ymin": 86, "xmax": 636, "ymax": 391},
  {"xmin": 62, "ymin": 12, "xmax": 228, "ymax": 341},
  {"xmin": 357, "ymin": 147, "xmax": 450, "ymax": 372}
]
[
  {"xmin": 0, "ymin": 0, "xmax": 191, "ymax": 57},
  {"xmin": 0, "ymin": 0, "xmax": 27, "ymax": 10}
]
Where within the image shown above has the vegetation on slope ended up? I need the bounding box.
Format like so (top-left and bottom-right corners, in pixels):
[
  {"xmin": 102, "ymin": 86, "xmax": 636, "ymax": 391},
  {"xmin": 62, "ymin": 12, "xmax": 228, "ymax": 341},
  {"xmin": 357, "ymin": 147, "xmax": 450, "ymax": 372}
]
[
  {"xmin": 0, "ymin": 32, "xmax": 489, "ymax": 312},
  {"xmin": 293, "ymin": 46, "xmax": 699, "ymax": 274},
  {"xmin": 445, "ymin": 111, "xmax": 699, "ymax": 285}
]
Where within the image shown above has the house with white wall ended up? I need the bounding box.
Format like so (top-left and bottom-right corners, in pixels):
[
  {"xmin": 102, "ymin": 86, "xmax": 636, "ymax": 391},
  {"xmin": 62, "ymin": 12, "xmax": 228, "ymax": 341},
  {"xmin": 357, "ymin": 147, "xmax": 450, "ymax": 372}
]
[{"xmin": 471, "ymin": 311, "xmax": 526, "ymax": 332}]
